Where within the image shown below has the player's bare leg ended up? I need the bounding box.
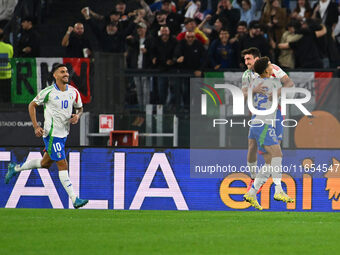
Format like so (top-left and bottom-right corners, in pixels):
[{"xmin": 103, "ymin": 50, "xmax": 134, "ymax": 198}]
[
  {"xmin": 56, "ymin": 159, "xmax": 88, "ymax": 209},
  {"xmin": 247, "ymin": 138, "xmax": 258, "ymax": 177},
  {"xmin": 244, "ymin": 163, "xmax": 271, "ymax": 210},
  {"xmin": 244, "ymin": 143, "xmax": 293, "ymax": 209},
  {"xmin": 244, "ymin": 144, "xmax": 280, "ymax": 210},
  {"xmin": 41, "ymin": 152, "xmax": 54, "ymax": 168},
  {"xmin": 264, "ymin": 144, "xmax": 294, "ymax": 203},
  {"xmin": 246, "ymin": 139, "xmax": 258, "ymax": 191},
  {"xmin": 271, "ymin": 140, "xmax": 283, "ymax": 193},
  {"xmin": 250, "ymin": 141, "xmax": 281, "ymax": 193},
  {"xmin": 5, "ymin": 152, "xmax": 53, "ymax": 184}
]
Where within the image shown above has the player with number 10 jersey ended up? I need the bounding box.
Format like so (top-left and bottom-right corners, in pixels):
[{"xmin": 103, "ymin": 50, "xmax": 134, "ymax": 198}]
[
  {"xmin": 34, "ymin": 82, "xmax": 82, "ymax": 160},
  {"xmin": 5, "ymin": 64, "xmax": 88, "ymax": 209}
]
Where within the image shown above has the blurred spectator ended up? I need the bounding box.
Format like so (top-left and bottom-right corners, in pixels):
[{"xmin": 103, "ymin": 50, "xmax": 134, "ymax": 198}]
[
  {"xmin": 312, "ymin": 0, "xmax": 340, "ymax": 67},
  {"xmin": 291, "ymin": 0, "xmax": 312, "ymax": 21},
  {"xmin": 185, "ymin": 1, "xmax": 205, "ymax": 22},
  {"xmin": 126, "ymin": 22, "xmax": 153, "ymax": 107},
  {"xmin": 278, "ymin": 20, "xmax": 303, "ymax": 68},
  {"xmin": 208, "ymin": 28, "xmax": 239, "ymax": 69},
  {"xmin": 61, "ymin": 23, "xmax": 92, "ymax": 58},
  {"xmin": 260, "ymin": 0, "xmax": 287, "ymax": 45},
  {"xmin": 134, "ymin": 7, "xmax": 154, "ymax": 27},
  {"xmin": 239, "ymin": 21, "xmax": 270, "ymax": 58},
  {"xmin": 175, "ymin": 0, "xmax": 190, "ymax": 16},
  {"xmin": 150, "ymin": 26, "xmax": 177, "ymax": 104},
  {"xmin": 88, "ymin": 1, "xmax": 130, "ymax": 29},
  {"xmin": 126, "ymin": 1, "xmax": 154, "ymax": 27},
  {"xmin": 232, "ymin": 0, "xmax": 257, "ymax": 24},
  {"xmin": 174, "ymin": 31, "xmax": 206, "ymax": 105},
  {"xmin": 150, "ymin": 10, "xmax": 168, "ymax": 36},
  {"xmin": 305, "ymin": 18, "xmax": 329, "ymax": 67},
  {"xmin": 0, "ymin": 0, "xmax": 18, "ymax": 29},
  {"xmin": 15, "ymin": 17, "xmax": 40, "ymax": 57},
  {"xmin": 127, "ymin": 9, "xmax": 147, "ymax": 27},
  {"xmin": 175, "ymin": 31, "xmax": 206, "ymax": 73},
  {"xmin": 114, "ymin": 0, "xmax": 129, "ymax": 20},
  {"xmin": 230, "ymin": 21, "xmax": 248, "ymax": 44},
  {"xmin": 312, "ymin": 0, "xmax": 338, "ymax": 31},
  {"xmin": 150, "ymin": 0, "xmax": 177, "ymax": 12},
  {"xmin": 204, "ymin": 17, "xmax": 226, "ymax": 43},
  {"xmin": 210, "ymin": 0, "xmax": 240, "ymax": 36},
  {"xmin": 177, "ymin": 18, "xmax": 209, "ymax": 45},
  {"xmin": 138, "ymin": 0, "xmax": 154, "ymax": 25},
  {"xmin": 0, "ymin": 28, "xmax": 13, "ymax": 103},
  {"xmin": 81, "ymin": 9, "xmax": 125, "ymax": 53},
  {"xmin": 162, "ymin": 0, "xmax": 184, "ymax": 35},
  {"xmin": 103, "ymin": 10, "xmax": 124, "ymax": 30},
  {"xmin": 85, "ymin": 7, "xmax": 135, "ymax": 37},
  {"xmin": 336, "ymin": 3, "xmax": 340, "ymax": 55},
  {"xmin": 278, "ymin": 20, "xmax": 326, "ymax": 68}
]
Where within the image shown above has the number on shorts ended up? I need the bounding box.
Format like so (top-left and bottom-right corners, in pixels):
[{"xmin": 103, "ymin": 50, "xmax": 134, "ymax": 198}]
[{"xmin": 53, "ymin": 142, "xmax": 62, "ymax": 152}]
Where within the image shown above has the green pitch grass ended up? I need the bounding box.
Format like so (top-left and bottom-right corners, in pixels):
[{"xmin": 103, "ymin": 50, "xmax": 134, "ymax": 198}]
[{"xmin": 1, "ymin": 209, "xmax": 339, "ymax": 255}]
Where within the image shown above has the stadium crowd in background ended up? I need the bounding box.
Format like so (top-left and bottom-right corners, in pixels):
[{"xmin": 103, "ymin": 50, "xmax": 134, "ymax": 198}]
[
  {"xmin": 1, "ymin": 0, "xmax": 340, "ymax": 106},
  {"xmin": 1, "ymin": 0, "xmax": 340, "ymax": 66},
  {"xmin": 61, "ymin": 22, "xmax": 92, "ymax": 58},
  {"xmin": 16, "ymin": 16, "xmax": 40, "ymax": 57}
]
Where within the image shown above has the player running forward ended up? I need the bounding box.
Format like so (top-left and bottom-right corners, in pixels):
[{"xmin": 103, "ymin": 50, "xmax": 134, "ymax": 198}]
[
  {"xmin": 241, "ymin": 47, "xmax": 294, "ymax": 191},
  {"xmin": 5, "ymin": 64, "xmax": 88, "ymax": 209},
  {"xmin": 243, "ymin": 57, "xmax": 294, "ymax": 210}
]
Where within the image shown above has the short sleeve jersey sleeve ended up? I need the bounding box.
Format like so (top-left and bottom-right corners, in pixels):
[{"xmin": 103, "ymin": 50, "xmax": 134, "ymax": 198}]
[
  {"xmin": 72, "ymin": 87, "xmax": 83, "ymax": 108},
  {"xmin": 272, "ymin": 64, "xmax": 287, "ymax": 79},
  {"xmin": 33, "ymin": 86, "xmax": 53, "ymax": 106}
]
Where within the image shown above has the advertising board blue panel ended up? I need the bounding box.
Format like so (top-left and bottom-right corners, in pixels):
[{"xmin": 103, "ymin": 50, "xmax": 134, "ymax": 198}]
[{"xmin": 0, "ymin": 148, "xmax": 339, "ymax": 211}]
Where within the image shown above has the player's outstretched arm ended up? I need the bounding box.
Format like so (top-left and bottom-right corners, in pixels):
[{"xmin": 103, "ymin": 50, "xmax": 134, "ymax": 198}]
[
  {"xmin": 70, "ymin": 107, "xmax": 83, "ymax": 124},
  {"xmin": 28, "ymin": 101, "xmax": 43, "ymax": 137}
]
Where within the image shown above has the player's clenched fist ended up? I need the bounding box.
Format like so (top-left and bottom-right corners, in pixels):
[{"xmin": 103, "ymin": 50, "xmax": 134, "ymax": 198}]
[{"xmin": 67, "ymin": 26, "xmax": 73, "ymax": 34}]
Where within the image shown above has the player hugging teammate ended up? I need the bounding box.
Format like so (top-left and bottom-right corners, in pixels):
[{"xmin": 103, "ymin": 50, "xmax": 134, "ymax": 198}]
[{"xmin": 241, "ymin": 48, "xmax": 295, "ymax": 210}]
